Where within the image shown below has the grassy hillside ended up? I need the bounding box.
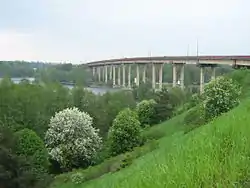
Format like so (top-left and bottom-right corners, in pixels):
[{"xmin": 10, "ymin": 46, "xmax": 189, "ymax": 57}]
[{"xmin": 54, "ymin": 98, "xmax": 250, "ymax": 188}]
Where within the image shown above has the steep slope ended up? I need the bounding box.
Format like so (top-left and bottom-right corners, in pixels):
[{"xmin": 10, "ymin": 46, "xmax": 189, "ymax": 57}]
[{"xmin": 65, "ymin": 99, "xmax": 250, "ymax": 188}]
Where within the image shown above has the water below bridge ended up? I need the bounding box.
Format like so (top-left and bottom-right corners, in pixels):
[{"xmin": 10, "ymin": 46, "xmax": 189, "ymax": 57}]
[{"xmin": 0, "ymin": 77, "xmax": 120, "ymax": 95}]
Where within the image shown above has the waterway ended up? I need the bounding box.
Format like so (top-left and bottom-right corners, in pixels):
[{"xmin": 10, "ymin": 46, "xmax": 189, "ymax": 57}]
[{"xmin": 0, "ymin": 77, "xmax": 119, "ymax": 95}]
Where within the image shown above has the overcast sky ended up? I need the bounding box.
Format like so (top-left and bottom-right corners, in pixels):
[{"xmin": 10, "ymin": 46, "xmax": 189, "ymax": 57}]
[{"xmin": 0, "ymin": 0, "xmax": 249, "ymax": 63}]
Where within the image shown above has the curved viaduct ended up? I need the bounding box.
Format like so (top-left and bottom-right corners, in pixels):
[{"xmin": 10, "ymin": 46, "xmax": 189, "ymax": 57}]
[{"xmin": 86, "ymin": 55, "xmax": 250, "ymax": 93}]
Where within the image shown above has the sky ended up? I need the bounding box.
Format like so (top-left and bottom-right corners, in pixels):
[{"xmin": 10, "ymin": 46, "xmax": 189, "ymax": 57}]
[{"xmin": 0, "ymin": 0, "xmax": 250, "ymax": 63}]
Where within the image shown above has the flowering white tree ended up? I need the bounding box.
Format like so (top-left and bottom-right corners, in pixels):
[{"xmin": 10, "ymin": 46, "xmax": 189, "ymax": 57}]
[
  {"xmin": 203, "ymin": 76, "xmax": 241, "ymax": 120},
  {"xmin": 45, "ymin": 107, "xmax": 102, "ymax": 170}
]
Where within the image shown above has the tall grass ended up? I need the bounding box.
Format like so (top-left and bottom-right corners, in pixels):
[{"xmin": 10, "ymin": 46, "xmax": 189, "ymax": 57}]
[{"xmin": 57, "ymin": 99, "xmax": 250, "ymax": 188}]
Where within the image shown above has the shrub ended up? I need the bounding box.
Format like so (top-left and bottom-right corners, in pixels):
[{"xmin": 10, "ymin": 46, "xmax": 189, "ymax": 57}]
[
  {"xmin": 70, "ymin": 172, "xmax": 85, "ymax": 185},
  {"xmin": 120, "ymin": 153, "xmax": 134, "ymax": 169},
  {"xmin": 15, "ymin": 128, "xmax": 49, "ymax": 172},
  {"xmin": 203, "ymin": 76, "xmax": 241, "ymax": 120},
  {"xmin": 45, "ymin": 107, "xmax": 102, "ymax": 170},
  {"xmin": 136, "ymin": 99, "xmax": 156, "ymax": 127},
  {"xmin": 108, "ymin": 108, "xmax": 143, "ymax": 156}
]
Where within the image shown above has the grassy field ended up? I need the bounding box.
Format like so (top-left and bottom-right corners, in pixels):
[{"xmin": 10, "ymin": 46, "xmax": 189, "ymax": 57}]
[{"xmin": 53, "ymin": 98, "xmax": 250, "ymax": 188}]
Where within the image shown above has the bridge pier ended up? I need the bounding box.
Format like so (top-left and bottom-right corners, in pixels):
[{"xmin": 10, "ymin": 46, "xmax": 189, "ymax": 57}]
[
  {"xmin": 92, "ymin": 67, "xmax": 96, "ymax": 78},
  {"xmin": 136, "ymin": 64, "xmax": 140, "ymax": 86},
  {"xmin": 180, "ymin": 64, "xmax": 185, "ymax": 89},
  {"xmin": 122, "ymin": 64, "xmax": 126, "ymax": 87},
  {"xmin": 128, "ymin": 64, "xmax": 131, "ymax": 88},
  {"xmin": 172, "ymin": 63, "xmax": 185, "ymax": 89},
  {"xmin": 105, "ymin": 66, "xmax": 108, "ymax": 83},
  {"xmin": 200, "ymin": 66, "xmax": 205, "ymax": 94},
  {"xmin": 159, "ymin": 63, "xmax": 163, "ymax": 90},
  {"xmin": 112, "ymin": 66, "xmax": 116, "ymax": 87},
  {"xmin": 118, "ymin": 66, "xmax": 121, "ymax": 86},
  {"xmin": 152, "ymin": 63, "xmax": 156, "ymax": 89},
  {"xmin": 172, "ymin": 63, "xmax": 177, "ymax": 87},
  {"xmin": 143, "ymin": 64, "xmax": 146, "ymax": 83},
  {"xmin": 97, "ymin": 67, "xmax": 101, "ymax": 82},
  {"xmin": 211, "ymin": 66, "xmax": 216, "ymax": 80},
  {"xmin": 199, "ymin": 64, "xmax": 217, "ymax": 94},
  {"xmin": 109, "ymin": 65, "xmax": 112, "ymax": 80}
]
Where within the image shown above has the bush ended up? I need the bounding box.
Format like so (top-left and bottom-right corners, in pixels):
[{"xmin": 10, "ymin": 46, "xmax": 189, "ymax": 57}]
[
  {"xmin": 203, "ymin": 76, "xmax": 241, "ymax": 120},
  {"xmin": 15, "ymin": 128, "xmax": 49, "ymax": 173},
  {"xmin": 136, "ymin": 99, "xmax": 156, "ymax": 127},
  {"xmin": 70, "ymin": 172, "xmax": 85, "ymax": 185},
  {"xmin": 120, "ymin": 153, "xmax": 134, "ymax": 169},
  {"xmin": 45, "ymin": 107, "xmax": 102, "ymax": 171},
  {"xmin": 108, "ymin": 108, "xmax": 143, "ymax": 156},
  {"xmin": 183, "ymin": 105, "xmax": 206, "ymax": 134}
]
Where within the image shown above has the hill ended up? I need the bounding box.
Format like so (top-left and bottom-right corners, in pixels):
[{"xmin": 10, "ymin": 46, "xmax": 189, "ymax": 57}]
[{"xmin": 53, "ymin": 97, "xmax": 250, "ymax": 187}]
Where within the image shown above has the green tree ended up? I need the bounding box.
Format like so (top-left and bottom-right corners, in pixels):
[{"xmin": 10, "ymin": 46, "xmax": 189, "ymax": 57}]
[
  {"xmin": 108, "ymin": 108, "xmax": 143, "ymax": 156},
  {"xmin": 136, "ymin": 99, "xmax": 156, "ymax": 127},
  {"xmin": 0, "ymin": 127, "xmax": 52, "ymax": 188},
  {"xmin": 15, "ymin": 128, "xmax": 49, "ymax": 173}
]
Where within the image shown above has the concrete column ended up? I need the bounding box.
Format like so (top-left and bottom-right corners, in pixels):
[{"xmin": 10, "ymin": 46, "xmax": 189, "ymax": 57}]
[
  {"xmin": 159, "ymin": 63, "xmax": 163, "ymax": 90},
  {"xmin": 211, "ymin": 67, "xmax": 216, "ymax": 80},
  {"xmin": 128, "ymin": 64, "xmax": 131, "ymax": 88},
  {"xmin": 122, "ymin": 64, "xmax": 125, "ymax": 87},
  {"xmin": 118, "ymin": 66, "xmax": 121, "ymax": 86},
  {"xmin": 172, "ymin": 64, "xmax": 177, "ymax": 87},
  {"xmin": 136, "ymin": 64, "xmax": 140, "ymax": 86},
  {"xmin": 152, "ymin": 63, "xmax": 156, "ymax": 89},
  {"xmin": 142, "ymin": 65, "xmax": 146, "ymax": 83},
  {"xmin": 105, "ymin": 65, "xmax": 108, "ymax": 83},
  {"xmin": 113, "ymin": 66, "xmax": 116, "ymax": 87},
  {"xmin": 180, "ymin": 64, "xmax": 185, "ymax": 89},
  {"xmin": 98, "ymin": 67, "xmax": 101, "ymax": 82},
  {"xmin": 200, "ymin": 66, "xmax": 205, "ymax": 94},
  {"xmin": 109, "ymin": 65, "xmax": 112, "ymax": 80},
  {"xmin": 92, "ymin": 67, "xmax": 96, "ymax": 77}
]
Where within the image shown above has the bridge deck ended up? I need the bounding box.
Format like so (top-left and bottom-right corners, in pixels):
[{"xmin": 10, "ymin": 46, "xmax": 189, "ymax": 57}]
[{"xmin": 86, "ymin": 55, "xmax": 250, "ymax": 66}]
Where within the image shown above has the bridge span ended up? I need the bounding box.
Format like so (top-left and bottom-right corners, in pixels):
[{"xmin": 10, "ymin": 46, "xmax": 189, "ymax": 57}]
[{"xmin": 86, "ymin": 55, "xmax": 250, "ymax": 93}]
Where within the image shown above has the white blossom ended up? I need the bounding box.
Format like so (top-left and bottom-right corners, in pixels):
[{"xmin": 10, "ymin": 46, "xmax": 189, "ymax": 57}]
[
  {"xmin": 203, "ymin": 76, "xmax": 241, "ymax": 119},
  {"xmin": 45, "ymin": 107, "xmax": 102, "ymax": 169}
]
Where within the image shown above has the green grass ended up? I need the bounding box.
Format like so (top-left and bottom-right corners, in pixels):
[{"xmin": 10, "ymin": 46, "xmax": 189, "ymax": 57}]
[{"xmin": 53, "ymin": 99, "xmax": 250, "ymax": 188}]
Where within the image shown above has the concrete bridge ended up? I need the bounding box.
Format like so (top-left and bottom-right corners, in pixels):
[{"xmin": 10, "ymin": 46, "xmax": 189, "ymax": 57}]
[{"xmin": 86, "ymin": 56, "xmax": 250, "ymax": 93}]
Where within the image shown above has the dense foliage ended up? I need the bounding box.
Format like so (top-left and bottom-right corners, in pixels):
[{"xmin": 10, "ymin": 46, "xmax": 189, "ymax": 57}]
[
  {"xmin": 108, "ymin": 108, "xmax": 143, "ymax": 156},
  {"xmin": 152, "ymin": 87, "xmax": 174, "ymax": 123},
  {"xmin": 0, "ymin": 127, "xmax": 52, "ymax": 188},
  {"xmin": 45, "ymin": 107, "xmax": 102, "ymax": 170},
  {"xmin": 15, "ymin": 128, "xmax": 49, "ymax": 173},
  {"xmin": 203, "ymin": 76, "xmax": 241, "ymax": 120},
  {"xmin": 136, "ymin": 99, "xmax": 156, "ymax": 127}
]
